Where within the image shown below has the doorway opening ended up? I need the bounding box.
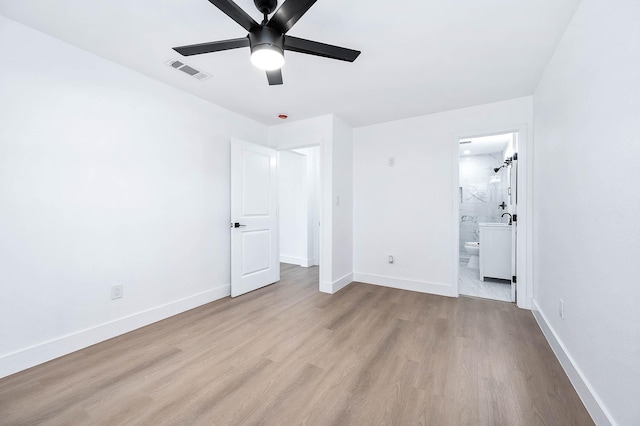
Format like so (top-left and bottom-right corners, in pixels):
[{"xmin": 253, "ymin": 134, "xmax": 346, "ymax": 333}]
[
  {"xmin": 277, "ymin": 146, "xmax": 321, "ymax": 276},
  {"xmin": 230, "ymin": 139, "xmax": 323, "ymax": 298},
  {"xmin": 457, "ymin": 132, "xmax": 517, "ymax": 302}
]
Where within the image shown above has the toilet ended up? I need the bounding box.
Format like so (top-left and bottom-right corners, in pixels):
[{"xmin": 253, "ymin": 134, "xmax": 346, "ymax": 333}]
[
  {"xmin": 464, "ymin": 242, "xmax": 480, "ymax": 268},
  {"xmin": 464, "ymin": 241, "xmax": 480, "ymax": 256}
]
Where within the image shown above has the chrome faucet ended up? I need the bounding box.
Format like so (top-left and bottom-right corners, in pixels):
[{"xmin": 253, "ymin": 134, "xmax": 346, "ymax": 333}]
[{"xmin": 501, "ymin": 212, "xmax": 512, "ymax": 225}]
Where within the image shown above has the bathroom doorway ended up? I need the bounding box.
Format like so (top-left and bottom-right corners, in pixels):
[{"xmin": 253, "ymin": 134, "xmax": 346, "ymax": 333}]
[{"xmin": 457, "ymin": 132, "xmax": 517, "ymax": 302}]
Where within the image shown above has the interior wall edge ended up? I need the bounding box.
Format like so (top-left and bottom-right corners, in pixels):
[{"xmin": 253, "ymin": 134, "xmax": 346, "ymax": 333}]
[
  {"xmin": 353, "ymin": 273, "xmax": 457, "ymax": 298},
  {"xmin": 519, "ymin": 297, "xmax": 532, "ymax": 310},
  {"xmin": 0, "ymin": 284, "xmax": 230, "ymax": 379},
  {"xmin": 331, "ymin": 272, "xmax": 353, "ymax": 294},
  {"xmin": 531, "ymin": 300, "xmax": 614, "ymax": 426}
]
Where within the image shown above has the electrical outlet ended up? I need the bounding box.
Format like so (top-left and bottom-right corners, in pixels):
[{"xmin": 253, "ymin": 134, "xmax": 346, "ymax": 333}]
[
  {"xmin": 559, "ymin": 299, "xmax": 564, "ymax": 319},
  {"xmin": 388, "ymin": 255, "xmax": 394, "ymax": 264},
  {"xmin": 111, "ymin": 284, "xmax": 123, "ymax": 300},
  {"xmin": 336, "ymin": 196, "xmax": 340, "ymax": 206},
  {"xmin": 388, "ymin": 157, "xmax": 395, "ymax": 167}
]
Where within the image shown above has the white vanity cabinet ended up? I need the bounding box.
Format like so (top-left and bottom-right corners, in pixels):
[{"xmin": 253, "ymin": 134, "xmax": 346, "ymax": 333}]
[{"xmin": 479, "ymin": 223, "xmax": 512, "ymax": 281}]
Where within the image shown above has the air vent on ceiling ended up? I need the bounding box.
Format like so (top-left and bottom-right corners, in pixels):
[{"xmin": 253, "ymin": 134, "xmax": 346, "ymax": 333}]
[{"xmin": 166, "ymin": 59, "xmax": 210, "ymax": 81}]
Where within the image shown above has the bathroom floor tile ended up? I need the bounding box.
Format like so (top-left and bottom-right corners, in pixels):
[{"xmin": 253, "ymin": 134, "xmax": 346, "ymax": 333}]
[{"xmin": 458, "ymin": 260, "xmax": 512, "ymax": 302}]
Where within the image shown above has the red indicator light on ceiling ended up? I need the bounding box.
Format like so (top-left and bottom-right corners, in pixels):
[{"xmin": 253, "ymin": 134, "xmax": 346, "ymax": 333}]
[{"xmin": 278, "ymin": 114, "xmax": 288, "ymax": 119}]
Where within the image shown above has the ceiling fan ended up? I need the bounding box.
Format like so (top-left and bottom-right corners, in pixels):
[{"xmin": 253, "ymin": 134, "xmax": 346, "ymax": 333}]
[{"xmin": 173, "ymin": 0, "xmax": 361, "ymax": 85}]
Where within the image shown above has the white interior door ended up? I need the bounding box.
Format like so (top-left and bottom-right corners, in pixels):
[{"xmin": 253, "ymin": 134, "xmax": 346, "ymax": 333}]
[
  {"xmin": 231, "ymin": 139, "xmax": 279, "ymax": 297},
  {"xmin": 509, "ymin": 148, "xmax": 518, "ymax": 303}
]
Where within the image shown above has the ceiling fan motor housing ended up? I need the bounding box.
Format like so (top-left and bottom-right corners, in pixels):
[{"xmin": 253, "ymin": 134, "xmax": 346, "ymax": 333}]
[
  {"xmin": 249, "ymin": 26, "xmax": 284, "ymax": 57},
  {"xmin": 254, "ymin": 0, "xmax": 278, "ymax": 15}
]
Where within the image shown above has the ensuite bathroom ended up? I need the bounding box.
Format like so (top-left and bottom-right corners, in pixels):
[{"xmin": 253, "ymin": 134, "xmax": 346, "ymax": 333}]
[{"xmin": 458, "ymin": 133, "xmax": 516, "ymax": 302}]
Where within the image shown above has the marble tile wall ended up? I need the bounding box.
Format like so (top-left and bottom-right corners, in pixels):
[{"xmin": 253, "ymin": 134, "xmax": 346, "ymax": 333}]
[{"xmin": 459, "ymin": 153, "xmax": 509, "ymax": 253}]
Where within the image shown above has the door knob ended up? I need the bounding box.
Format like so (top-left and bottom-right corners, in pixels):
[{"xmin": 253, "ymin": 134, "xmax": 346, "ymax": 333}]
[{"xmin": 232, "ymin": 222, "xmax": 246, "ymax": 228}]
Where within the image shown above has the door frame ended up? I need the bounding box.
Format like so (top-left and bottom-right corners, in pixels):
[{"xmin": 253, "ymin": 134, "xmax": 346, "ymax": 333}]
[
  {"xmin": 276, "ymin": 138, "xmax": 325, "ymax": 292},
  {"xmin": 452, "ymin": 124, "xmax": 532, "ymax": 309},
  {"xmin": 277, "ymin": 147, "xmax": 321, "ymax": 268}
]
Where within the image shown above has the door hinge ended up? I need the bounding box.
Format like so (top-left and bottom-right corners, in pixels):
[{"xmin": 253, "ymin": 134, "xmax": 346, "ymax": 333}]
[
  {"xmin": 512, "ymin": 214, "xmax": 517, "ymax": 223},
  {"xmin": 512, "ymin": 275, "xmax": 517, "ymax": 283},
  {"xmin": 512, "ymin": 152, "xmax": 518, "ymax": 161}
]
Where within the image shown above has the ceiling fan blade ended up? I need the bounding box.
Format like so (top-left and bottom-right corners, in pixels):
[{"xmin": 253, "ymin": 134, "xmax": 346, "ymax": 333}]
[
  {"xmin": 267, "ymin": 0, "xmax": 317, "ymax": 34},
  {"xmin": 207, "ymin": 0, "xmax": 259, "ymax": 32},
  {"xmin": 266, "ymin": 69, "xmax": 283, "ymax": 85},
  {"xmin": 284, "ymin": 36, "xmax": 361, "ymax": 62},
  {"xmin": 173, "ymin": 37, "xmax": 249, "ymax": 56}
]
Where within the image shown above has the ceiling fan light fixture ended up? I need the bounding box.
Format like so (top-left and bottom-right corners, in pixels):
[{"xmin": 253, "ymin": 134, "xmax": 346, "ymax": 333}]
[
  {"xmin": 172, "ymin": 0, "xmax": 361, "ymax": 85},
  {"xmin": 250, "ymin": 45, "xmax": 285, "ymax": 70},
  {"xmin": 249, "ymin": 26, "xmax": 285, "ymax": 71}
]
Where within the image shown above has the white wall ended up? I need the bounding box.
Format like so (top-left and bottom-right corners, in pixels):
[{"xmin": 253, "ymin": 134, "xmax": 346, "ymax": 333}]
[
  {"xmin": 0, "ymin": 16, "xmax": 267, "ymax": 378},
  {"xmin": 268, "ymin": 115, "xmax": 333, "ymax": 149},
  {"xmin": 532, "ymin": 1, "xmax": 640, "ymax": 424},
  {"xmin": 307, "ymin": 147, "xmax": 321, "ymax": 266},
  {"xmin": 295, "ymin": 146, "xmax": 321, "ymax": 266},
  {"xmin": 277, "ymin": 150, "xmax": 309, "ymax": 266},
  {"xmin": 353, "ymin": 97, "xmax": 533, "ymax": 297},
  {"xmin": 331, "ymin": 116, "xmax": 354, "ymax": 287},
  {"xmin": 268, "ymin": 115, "xmax": 354, "ymax": 293},
  {"xmin": 269, "ymin": 116, "xmax": 332, "ymax": 291}
]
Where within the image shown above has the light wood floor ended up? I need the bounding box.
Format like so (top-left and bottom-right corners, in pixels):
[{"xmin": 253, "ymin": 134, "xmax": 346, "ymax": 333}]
[{"xmin": 0, "ymin": 264, "xmax": 592, "ymax": 425}]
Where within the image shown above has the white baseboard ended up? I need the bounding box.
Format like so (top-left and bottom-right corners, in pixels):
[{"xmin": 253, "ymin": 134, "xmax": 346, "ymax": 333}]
[
  {"xmin": 518, "ymin": 296, "xmax": 533, "ymax": 310},
  {"xmin": 0, "ymin": 284, "xmax": 230, "ymax": 379},
  {"xmin": 320, "ymin": 281, "xmax": 332, "ymax": 293},
  {"xmin": 319, "ymin": 273, "xmax": 354, "ymax": 294},
  {"xmin": 332, "ymin": 273, "xmax": 353, "ymax": 293},
  {"xmin": 353, "ymin": 272, "xmax": 457, "ymax": 298},
  {"xmin": 280, "ymin": 255, "xmax": 313, "ymax": 267},
  {"xmin": 531, "ymin": 300, "xmax": 613, "ymax": 426}
]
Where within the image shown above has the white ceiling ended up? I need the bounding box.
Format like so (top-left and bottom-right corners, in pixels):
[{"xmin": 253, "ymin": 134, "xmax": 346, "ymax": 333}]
[{"xmin": 0, "ymin": 0, "xmax": 580, "ymax": 127}]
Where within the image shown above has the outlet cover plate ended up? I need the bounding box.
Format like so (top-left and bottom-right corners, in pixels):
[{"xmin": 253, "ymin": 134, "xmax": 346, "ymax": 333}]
[{"xmin": 111, "ymin": 284, "xmax": 123, "ymax": 300}]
